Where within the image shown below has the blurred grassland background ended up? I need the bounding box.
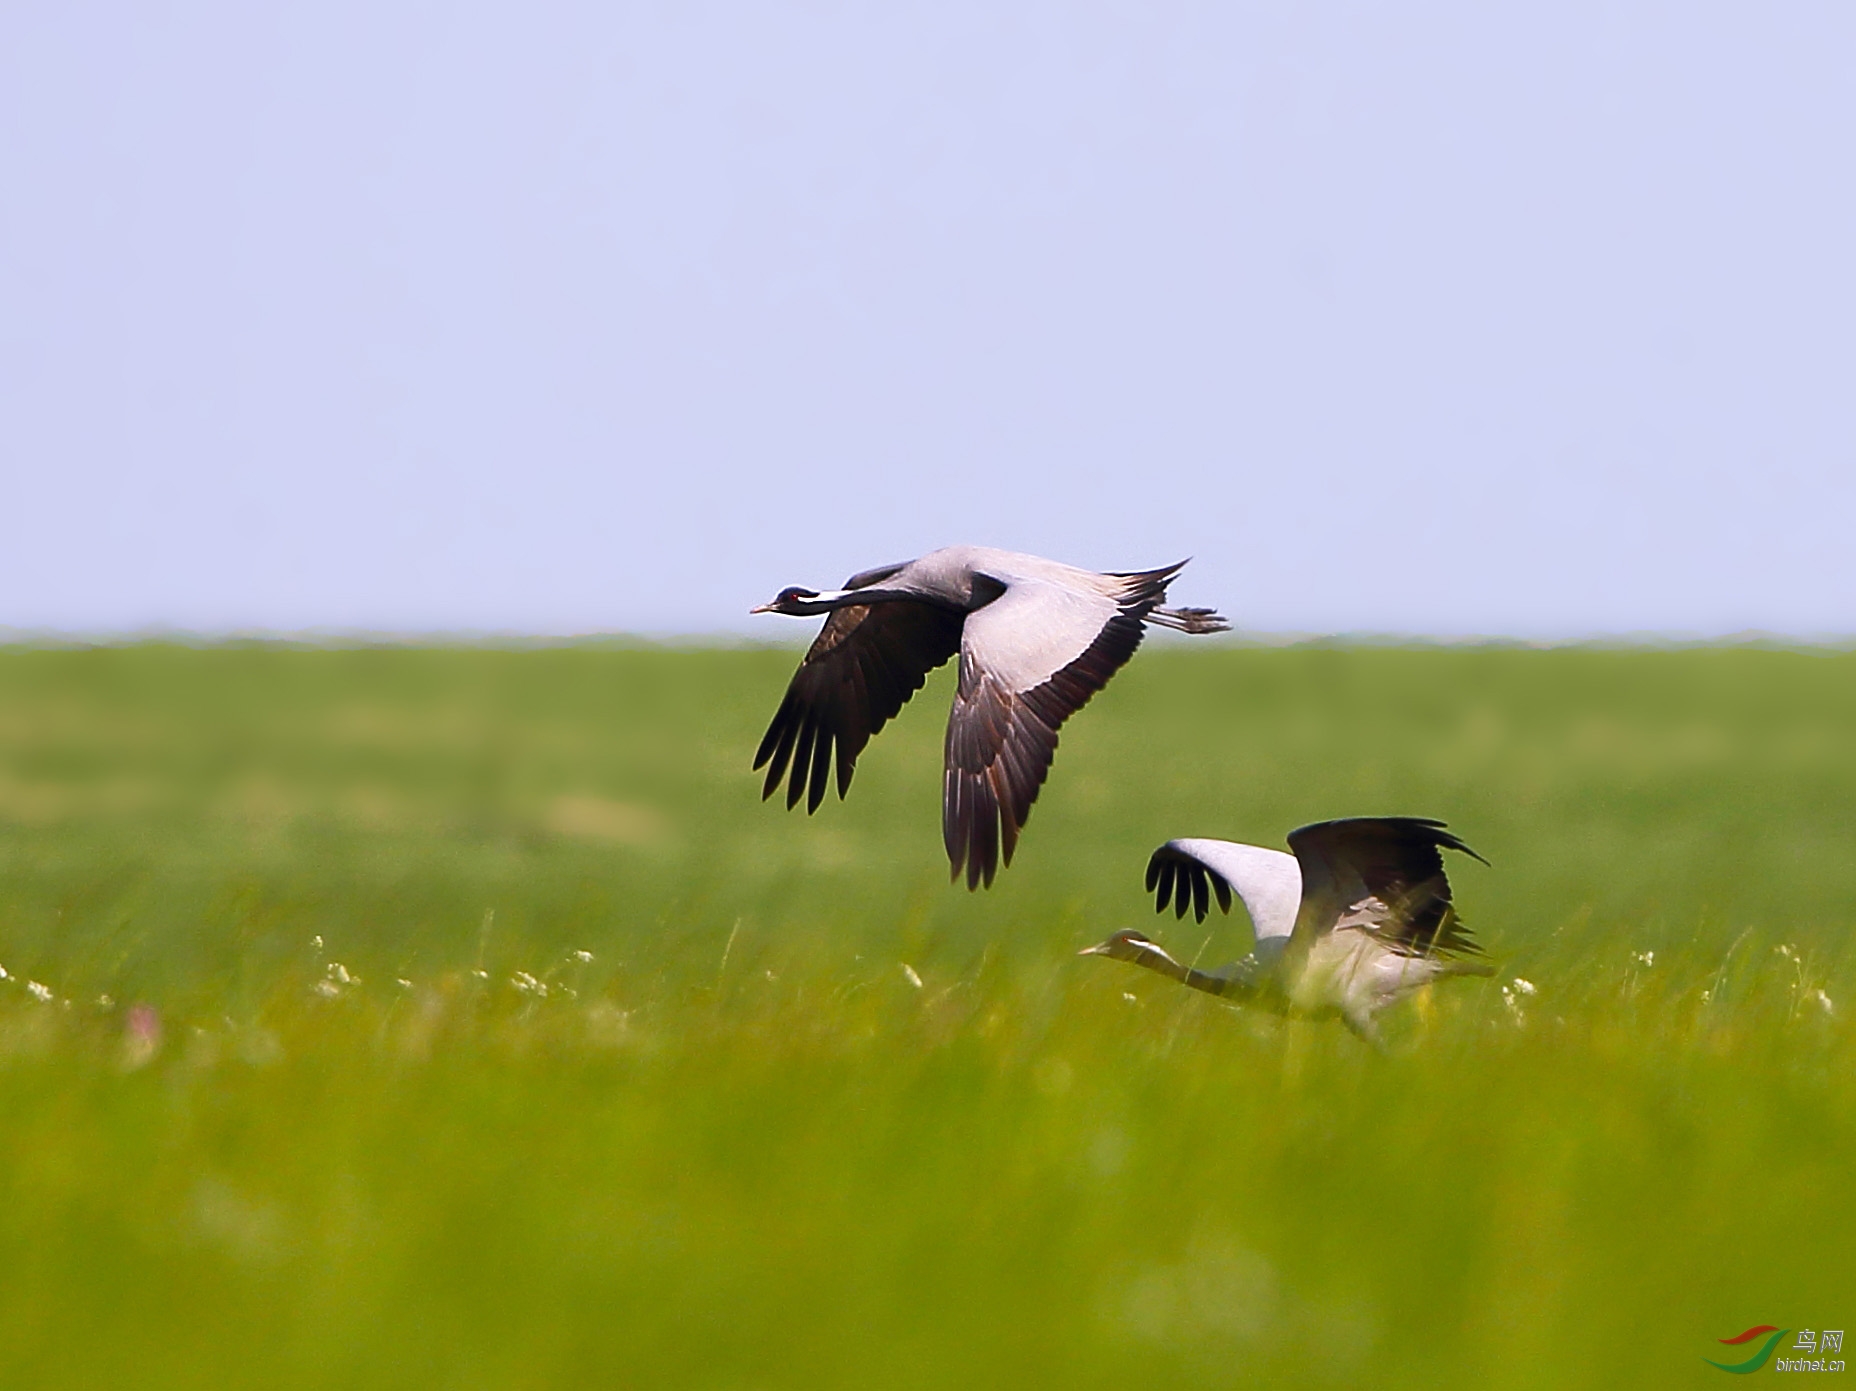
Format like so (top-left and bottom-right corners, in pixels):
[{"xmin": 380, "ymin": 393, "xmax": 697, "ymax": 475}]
[{"xmin": 0, "ymin": 641, "xmax": 1851, "ymax": 1388}]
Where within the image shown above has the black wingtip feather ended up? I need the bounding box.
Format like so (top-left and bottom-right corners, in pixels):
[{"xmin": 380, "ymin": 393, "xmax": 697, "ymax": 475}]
[
  {"xmin": 756, "ymin": 698, "xmax": 801, "ymax": 798},
  {"xmin": 1438, "ymin": 830, "xmax": 1491, "ymax": 866},
  {"xmin": 760, "ymin": 720, "xmax": 795, "ymax": 800},
  {"xmin": 751, "ymin": 694, "xmax": 791, "ymax": 772},
  {"xmin": 1392, "ymin": 817, "xmax": 1491, "ymax": 867},
  {"xmin": 785, "ymin": 719, "xmax": 817, "ymax": 810},
  {"xmin": 806, "ymin": 727, "xmax": 832, "ymax": 814}
]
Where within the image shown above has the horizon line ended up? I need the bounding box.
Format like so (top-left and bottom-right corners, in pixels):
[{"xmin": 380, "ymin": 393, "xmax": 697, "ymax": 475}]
[{"xmin": 2, "ymin": 626, "xmax": 1851, "ymax": 653}]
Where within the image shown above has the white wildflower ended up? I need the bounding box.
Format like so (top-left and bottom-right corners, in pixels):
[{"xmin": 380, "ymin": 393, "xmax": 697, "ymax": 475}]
[
  {"xmin": 26, "ymin": 980, "xmax": 53, "ymax": 1003},
  {"xmin": 1631, "ymin": 950, "xmax": 1654, "ymax": 967},
  {"xmin": 900, "ymin": 963, "xmax": 923, "ymax": 990},
  {"xmin": 396, "ymin": 978, "xmax": 414, "ymax": 990},
  {"xmin": 1776, "ymin": 943, "xmax": 1797, "ymax": 960},
  {"xmin": 1511, "ymin": 977, "xmax": 1537, "ymax": 996},
  {"xmin": 510, "ymin": 970, "xmax": 547, "ymax": 997},
  {"xmin": 1701, "ymin": 989, "xmax": 1712, "ymax": 1003},
  {"xmin": 97, "ymin": 994, "xmax": 115, "ymax": 1009},
  {"xmin": 312, "ymin": 979, "xmax": 341, "ymax": 999},
  {"xmin": 326, "ymin": 962, "xmax": 352, "ymax": 985},
  {"xmin": 571, "ymin": 950, "xmax": 594, "ymax": 964},
  {"xmin": 1122, "ymin": 992, "xmax": 1138, "ymax": 1004},
  {"xmin": 0, "ymin": 964, "xmax": 9, "ymax": 979},
  {"xmin": 1810, "ymin": 988, "xmax": 1834, "ymax": 1016},
  {"xmin": 470, "ymin": 968, "xmax": 489, "ymax": 980},
  {"xmin": 312, "ymin": 935, "xmax": 324, "ymax": 952}
]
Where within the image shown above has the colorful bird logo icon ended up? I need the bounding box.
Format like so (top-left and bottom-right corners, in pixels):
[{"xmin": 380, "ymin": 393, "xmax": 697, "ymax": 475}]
[{"xmin": 1706, "ymin": 1326, "xmax": 1788, "ymax": 1374}]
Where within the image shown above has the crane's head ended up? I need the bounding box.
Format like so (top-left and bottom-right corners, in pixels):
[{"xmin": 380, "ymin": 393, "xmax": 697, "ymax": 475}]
[
  {"xmin": 1078, "ymin": 929, "xmax": 1180, "ymax": 968},
  {"xmin": 750, "ymin": 586, "xmax": 824, "ymax": 616}
]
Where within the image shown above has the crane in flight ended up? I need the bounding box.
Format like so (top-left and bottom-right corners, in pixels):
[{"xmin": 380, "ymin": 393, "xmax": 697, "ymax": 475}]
[
  {"xmin": 751, "ymin": 546, "xmax": 1227, "ymax": 888},
  {"xmin": 1081, "ymin": 817, "xmax": 1492, "ymax": 1042}
]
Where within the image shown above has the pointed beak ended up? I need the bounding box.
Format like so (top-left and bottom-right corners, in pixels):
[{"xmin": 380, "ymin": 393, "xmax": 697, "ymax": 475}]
[
  {"xmin": 749, "ymin": 602, "xmax": 776, "ymax": 615},
  {"xmin": 1078, "ymin": 942, "xmax": 1109, "ymax": 956}
]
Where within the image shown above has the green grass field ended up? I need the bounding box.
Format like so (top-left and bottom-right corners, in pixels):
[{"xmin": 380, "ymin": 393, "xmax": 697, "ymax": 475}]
[{"xmin": 0, "ymin": 641, "xmax": 1851, "ymax": 1388}]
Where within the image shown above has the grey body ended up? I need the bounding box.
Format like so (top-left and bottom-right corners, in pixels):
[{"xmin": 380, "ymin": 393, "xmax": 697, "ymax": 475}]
[
  {"xmin": 753, "ymin": 546, "xmax": 1226, "ymax": 888},
  {"xmin": 1083, "ymin": 817, "xmax": 1492, "ymax": 1041}
]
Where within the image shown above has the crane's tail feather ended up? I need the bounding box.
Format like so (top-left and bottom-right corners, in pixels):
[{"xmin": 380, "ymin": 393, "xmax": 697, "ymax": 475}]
[
  {"xmin": 1146, "ymin": 606, "xmax": 1229, "ymax": 634},
  {"xmin": 1105, "ymin": 560, "xmax": 1229, "ymax": 633}
]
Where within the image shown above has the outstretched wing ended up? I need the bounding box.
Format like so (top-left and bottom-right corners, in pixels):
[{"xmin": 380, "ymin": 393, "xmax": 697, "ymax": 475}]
[
  {"xmin": 1144, "ymin": 839, "xmax": 1302, "ymax": 939},
  {"xmin": 944, "ymin": 578, "xmax": 1154, "ymax": 889},
  {"xmin": 1285, "ymin": 817, "xmax": 1488, "ymax": 958},
  {"xmin": 754, "ymin": 588, "xmax": 964, "ymax": 813}
]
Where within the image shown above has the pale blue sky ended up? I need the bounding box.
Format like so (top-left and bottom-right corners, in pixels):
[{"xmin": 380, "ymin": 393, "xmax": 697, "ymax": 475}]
[{"xmin": 3, "ymin": 2, "xmax": 1852, "ymax": 638}]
